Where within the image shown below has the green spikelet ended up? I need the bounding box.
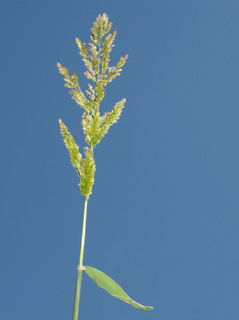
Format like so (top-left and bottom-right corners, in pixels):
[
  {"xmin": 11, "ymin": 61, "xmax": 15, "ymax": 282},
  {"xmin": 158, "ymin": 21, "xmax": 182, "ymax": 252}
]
[
  {"xmin": 99, "ymin": 98, "xmax": 126, "ymax": 139},
  {"xmin": 81, "ymin": 107, "xmax": 102, "ymax": 148},
  {"xmin": 59, "ymin": 119, "xmax": 82, "ymax": 179},
  {"xmin": 79, "ymin": 148, "xmax": 96, "ymax": 196}
]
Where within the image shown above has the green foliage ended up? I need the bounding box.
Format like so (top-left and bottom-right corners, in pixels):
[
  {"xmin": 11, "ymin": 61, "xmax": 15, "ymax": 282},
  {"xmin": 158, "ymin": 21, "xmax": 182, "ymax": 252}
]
[{"xmin": 84, "ymin": 266, "xmax": 153, "ymax": 310}]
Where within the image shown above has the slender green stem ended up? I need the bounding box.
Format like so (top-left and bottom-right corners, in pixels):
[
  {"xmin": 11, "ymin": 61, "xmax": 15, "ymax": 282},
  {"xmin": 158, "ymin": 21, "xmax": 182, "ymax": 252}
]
[{"xmin": 72, "ymin": 196, "xmax": 89, "ymax": 320}]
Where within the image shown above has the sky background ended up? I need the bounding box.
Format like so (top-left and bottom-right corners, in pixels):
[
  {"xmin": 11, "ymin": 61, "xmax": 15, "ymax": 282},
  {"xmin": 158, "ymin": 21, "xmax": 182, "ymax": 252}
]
[{"xmin": 1, "ymin": 1, "xmax": 239, "ymax": 319}]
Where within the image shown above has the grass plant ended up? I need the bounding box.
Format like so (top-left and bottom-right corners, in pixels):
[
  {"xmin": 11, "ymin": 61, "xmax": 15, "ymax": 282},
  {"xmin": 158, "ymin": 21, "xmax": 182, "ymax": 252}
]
[{"xmin": 57, "ymin": 13, "xmax": 153, "ymax": 320}]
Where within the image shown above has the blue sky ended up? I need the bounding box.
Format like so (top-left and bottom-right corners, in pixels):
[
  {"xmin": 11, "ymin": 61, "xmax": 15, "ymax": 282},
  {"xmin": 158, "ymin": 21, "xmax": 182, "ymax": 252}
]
[{"xmin": 1, "ymin": 1, "xmax": 239, "ymax": 319}]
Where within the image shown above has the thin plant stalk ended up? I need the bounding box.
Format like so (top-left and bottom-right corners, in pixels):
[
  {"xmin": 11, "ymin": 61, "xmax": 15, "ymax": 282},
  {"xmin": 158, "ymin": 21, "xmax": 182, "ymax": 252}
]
[{"xmin": 72, "ymin": 195, "xmax": 89, "ymax": 320}]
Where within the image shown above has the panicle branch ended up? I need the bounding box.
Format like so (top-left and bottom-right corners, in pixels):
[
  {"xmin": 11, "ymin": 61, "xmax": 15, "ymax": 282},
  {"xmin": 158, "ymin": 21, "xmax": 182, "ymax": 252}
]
[
  {"xmin": 59, "ymin": 119, "xmax": 95, "ymax": 196},
  {"xmin": 57, "ymin": 63, "xmax": 88, "ymax": 109}
]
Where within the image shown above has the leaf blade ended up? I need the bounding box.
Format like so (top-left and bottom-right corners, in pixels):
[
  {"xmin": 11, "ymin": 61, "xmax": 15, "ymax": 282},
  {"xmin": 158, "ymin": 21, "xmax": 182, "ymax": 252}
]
[{"xmin": 84, "ymin": 266, "xmax": 153, "ymax": 310}]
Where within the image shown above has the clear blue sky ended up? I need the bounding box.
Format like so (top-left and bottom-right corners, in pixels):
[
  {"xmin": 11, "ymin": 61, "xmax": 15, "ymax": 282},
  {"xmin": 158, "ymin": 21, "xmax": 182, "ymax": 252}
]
[{"xmin": 1, "ymin": 1, "xmax": 239, "ymax": 319}]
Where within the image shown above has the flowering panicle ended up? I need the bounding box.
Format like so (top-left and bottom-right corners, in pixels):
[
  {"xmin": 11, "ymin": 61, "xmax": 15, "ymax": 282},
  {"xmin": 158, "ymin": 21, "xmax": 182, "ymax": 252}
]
[{"xmin": 58, "ymin": 13, "xmax": 128, "ymax": 196}]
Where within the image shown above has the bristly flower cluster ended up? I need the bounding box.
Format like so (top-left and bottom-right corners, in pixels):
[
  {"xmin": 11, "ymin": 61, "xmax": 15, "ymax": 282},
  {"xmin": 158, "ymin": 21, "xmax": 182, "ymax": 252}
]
[
  {"xmin": 58, "ymin": 13, "xmax": 128, "ymax": 197},
  {"xmin": 59, "ymin": 119, "xmax": 96, "ymax": 196}
]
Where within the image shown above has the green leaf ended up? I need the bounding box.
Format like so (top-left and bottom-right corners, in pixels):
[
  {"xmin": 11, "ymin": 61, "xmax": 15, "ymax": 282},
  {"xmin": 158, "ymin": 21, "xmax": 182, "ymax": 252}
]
[{"xmin": 84, "ymin": 266, "xmax": 153, "ymax": 310}]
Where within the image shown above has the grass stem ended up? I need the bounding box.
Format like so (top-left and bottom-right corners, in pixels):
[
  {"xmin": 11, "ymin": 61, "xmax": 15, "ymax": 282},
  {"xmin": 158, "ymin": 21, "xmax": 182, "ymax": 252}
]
[{"xmin": 72, "ymin": 196, "xmax": 89, "ymax": 320}]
